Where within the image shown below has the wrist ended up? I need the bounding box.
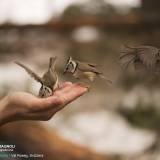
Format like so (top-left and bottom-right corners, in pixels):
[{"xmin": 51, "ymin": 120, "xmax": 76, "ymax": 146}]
[{"xmin": 0, "ymin": 96, "xmax": 15, "ymax": 126}]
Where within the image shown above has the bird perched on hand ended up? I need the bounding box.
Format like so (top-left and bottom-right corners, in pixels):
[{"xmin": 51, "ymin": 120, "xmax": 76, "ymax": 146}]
[
  {"xmin": 15, "ymin": 57, "xmax": 59, "ymax": 98},
  {"xmin": 63, "ymin": 56, "xmax": 112, "ymax": 84},
  {"xmin": 120, "ymin": 45, "xmax": 160, "ymax": 71}
]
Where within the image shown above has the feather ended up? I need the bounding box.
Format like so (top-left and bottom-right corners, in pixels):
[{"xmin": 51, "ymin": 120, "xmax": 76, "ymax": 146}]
[
  {"xmin": 76, "ymin": 60, "xmax": 101, "ymax": 67},
  {"xmin": 137, "ymin": 46, "xmax": 158, "ymax": 69},
  {"xmin": 98, "ymin": 74, "xmax": 112, "ymax": 84},
  {"xmin": 15, "ymin": 61, "xmax": 43, "ymax": 84},
  {"xmin": 49, "ymin": 56, "xmax": 57, "ymax": 70},
  {"xmin": 77, "ymin": 61, "xmax": 102, "ymax": 74},
  {"xmin": 120, "ymin": 45, "xmax": 159, "ymax": 71},
  {"xmin": 39, "ymin": 85, "xmax": 53, "ymax": 98},
  {"xmin": 122, "ymin": 56, "xmax": 136, "ymax": 70},
  {"xmin": 119, "ymin": 45, "xmax": 137, "ymax": 68},
  {"xmin": 42, "ymin": 57, "xmax": 58, "ymax": 89},
  {"xmin": 83, "ymin": 72, "xmax": 97, "ymax": 82}
]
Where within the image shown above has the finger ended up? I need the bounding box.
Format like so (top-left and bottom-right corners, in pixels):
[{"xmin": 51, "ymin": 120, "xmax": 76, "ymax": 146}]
[
  {"xmin": 54, "ymin": 83, "xmax": 73, "ymax": 95},
  {"xmin": 74, "ymin": 83, "xmax": 90, "ymax": 89},
  {"xmin": 32, "ymin": 107, "xmax": 59, "ymax": 120},
  {"xmin": 53, "ymin": 82, "xmax": 72, "ymax": 92},
  {"xmin": 30, "ymin": 83, "xmax": 88, "ymax": 112},
  {"xmin": 30, "ymin": 96, "xmax": 61, "ymax": 112},
  {"xmin": 38, "ymin": 83, "xmax": 88, "ymax": 112},
  {"xmin": 29, "ymin": 85, "xmax": 88, "ymax": 119},
  {"xmin": 33, "ymin": 82, "xmax": 72, "ymax": 110},
  {"xmin": 31, "ymin": 84, "xmax": 73, "ymax": 112},
  {"xmin": 59, "ymin": 82, "xmax": 72, "ymax": 89},
  {"xmin": 20, "ymin": 110, "xmax": 55, "ymax": 121},
  {"xmin": 55, "ymin": 82, "xmax": 89, "ymax": 95},
  {"xmin": 58, "ymin": 84, "xmax": 88, "ymax": 106}
]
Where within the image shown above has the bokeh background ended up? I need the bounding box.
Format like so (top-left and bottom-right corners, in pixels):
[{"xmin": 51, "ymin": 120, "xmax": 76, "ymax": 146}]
[{"xmin": 0, "ymin": 0, "xmax": 160, "ymax": 160}]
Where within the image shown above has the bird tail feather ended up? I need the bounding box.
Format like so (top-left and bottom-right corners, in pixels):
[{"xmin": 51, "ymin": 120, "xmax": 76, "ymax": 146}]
[
  {"xmin": 49, "ymin": 56, "xmax": 57, "ymax": 70},
  {"xmin": 99, "ymin": 74, "xmax": 112, "ymax": 84}
]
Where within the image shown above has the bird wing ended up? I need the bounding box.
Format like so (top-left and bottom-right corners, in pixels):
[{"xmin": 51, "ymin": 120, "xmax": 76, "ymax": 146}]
[
  {"xmin": 82, "ymin": 72, "xmax": 97, "ymax": 82},
  {"xmin": 120, "ymin": 46, "xmax": 136, "ymax": 69},
  {"xmin": 76, "ymin": 60, "xmax": 101, "ymax": 67},
  {"xmin": 15, "ymin": 61, "xmax": 43, "ymax": 84},
  {"xmin": 136, "ymin": 46, "xmax": 159, "ymax": 69},
  {"xmin": 42, "ymin": 70, "xmax": 58, "ymax": 89},
  {"xmin": 49, "ymin": 56, "xmax": 57, "ymax": 70},
  {"xmin": 77, "ymin": 61, "xmax": 102, "ymax": 74},
  {"xmin": 87, "ymin": 63, "xmax": 101, "ymax": 67},
  {"xmin": 43, "ymin": 56, "xmax": 58, "ymax": 88},
  {"xmin": 120, "ymin": 45, "xmax": 159, "ymax": 70},
  {"xmin": 98, "ymin": 74, "xmax": 112, "ymax": 84}
]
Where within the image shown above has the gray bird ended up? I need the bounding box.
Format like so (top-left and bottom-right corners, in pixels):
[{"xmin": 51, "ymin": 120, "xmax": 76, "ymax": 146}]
[
  {"xmin": 15, "ymin": 57, "xmax": 59, "ymax": 98},
  {"xmin": 120, "ymin": 45, "xmax": 160, "ymax": 71},
  {"xmin": 63, "ymin": 56, "xmax": 112, "ymax": 84}
]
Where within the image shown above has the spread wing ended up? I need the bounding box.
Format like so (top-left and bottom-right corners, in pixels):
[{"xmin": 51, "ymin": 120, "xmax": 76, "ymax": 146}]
[
  {"xmin": 120, "ymin": 45, "xmax": 159, "ymax": 70},
  {"xmin": 120, "ymin": 45, "xmax": 135, "ymax": 60},
  {"xmin": 136, "ymin": 46, "xmax": 159, "ymax": 69},
  {"xmin": 77, "ymin": 61, "xmax": 102, "ymax": 74},
  {"xmin": 120, "ymin": 46, "xmax": 137, "ymax": 69},
  {"xmin": 15, "ymin": 61, "xmax": 43, "ymax": 84}
]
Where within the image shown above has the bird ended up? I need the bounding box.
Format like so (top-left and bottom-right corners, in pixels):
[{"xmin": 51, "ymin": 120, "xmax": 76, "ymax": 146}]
[
  {"xmin": 120, "ymin": 45, "xmax": 160, "ymax": 71},
  {"xmin": 63, "ymin": 56, "xmax": 112, "ymax": 84},
  {"xmin": 15, "ymin": 57, "xmax": 59, "ymax": 98}
]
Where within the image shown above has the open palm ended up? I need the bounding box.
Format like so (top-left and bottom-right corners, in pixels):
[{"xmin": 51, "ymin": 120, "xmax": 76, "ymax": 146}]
[{"xmin": 0, "ymin": 82, "xmax": 88, "ymax": 125}]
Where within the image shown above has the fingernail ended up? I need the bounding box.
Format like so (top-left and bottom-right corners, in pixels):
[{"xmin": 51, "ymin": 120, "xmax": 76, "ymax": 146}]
[
  {"xmin": 82, "ymin": 84, "xmax": 90, "ymax": 90},
  {"xmin": 82, "ymin": 86, "xmax": 90, "ymax": 93}
]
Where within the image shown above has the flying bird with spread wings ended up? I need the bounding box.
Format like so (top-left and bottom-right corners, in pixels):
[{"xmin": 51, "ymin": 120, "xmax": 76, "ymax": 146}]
[
  {"xmin": 15, "ymin": 57, "xmax": 59, "ymax": 98},
  {"xmin": 120, "ymin": 45, "xmax": 160, "ymax": 72}
]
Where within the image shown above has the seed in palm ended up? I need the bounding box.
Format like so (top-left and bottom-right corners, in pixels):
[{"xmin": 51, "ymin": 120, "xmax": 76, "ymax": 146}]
[
  {"xmin": 15, "ymin": 57, "xmax": 59, "ymax": 98},
  {"xmin": 120, "ymin": 45, "xmax": 160, "ymax": 71}
]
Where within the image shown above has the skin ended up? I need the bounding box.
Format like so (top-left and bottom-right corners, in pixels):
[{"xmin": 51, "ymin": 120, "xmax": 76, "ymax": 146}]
[{"xmin": 0, "ymin": 82, "xmax": 88, "ymax": 126}]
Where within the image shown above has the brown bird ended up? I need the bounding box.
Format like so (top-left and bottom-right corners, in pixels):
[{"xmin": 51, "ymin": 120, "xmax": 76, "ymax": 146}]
[
  {"xmin": 15, "ymin": 57, "xmax": 59, "ymax": 98},
  {"xmin": 120, "ymin": 45, "xmax": 160, "ymax": 71},
  {"xmin": 63, "ymin": 56, "xmax": 112, "ymax": 84}
]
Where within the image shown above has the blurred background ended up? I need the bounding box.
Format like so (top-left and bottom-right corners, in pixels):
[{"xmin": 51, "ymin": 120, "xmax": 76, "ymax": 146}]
[{"xmin": 0, "ymin": 0, "xmax": 160, "ymax": 160}]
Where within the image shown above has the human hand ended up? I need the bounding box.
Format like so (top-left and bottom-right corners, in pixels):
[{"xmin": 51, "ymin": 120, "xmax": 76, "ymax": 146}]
[{"xmin": 0, "ymin": 82, "xmax": 88, "ymax": 126}]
